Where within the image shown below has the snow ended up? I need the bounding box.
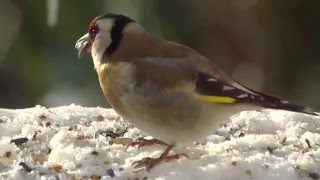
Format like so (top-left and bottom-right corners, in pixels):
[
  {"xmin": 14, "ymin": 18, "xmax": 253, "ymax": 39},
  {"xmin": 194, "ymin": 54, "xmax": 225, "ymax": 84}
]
[{"xmin": 0, "ymin": 105, "xmax": 319, "ymax": 180}]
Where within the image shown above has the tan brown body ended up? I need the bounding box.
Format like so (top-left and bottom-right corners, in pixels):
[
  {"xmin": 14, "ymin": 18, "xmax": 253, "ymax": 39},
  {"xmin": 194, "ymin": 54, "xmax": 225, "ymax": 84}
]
[{"xmin": 94, "ymin": 24, "xmax": 256, "ymax": 144}]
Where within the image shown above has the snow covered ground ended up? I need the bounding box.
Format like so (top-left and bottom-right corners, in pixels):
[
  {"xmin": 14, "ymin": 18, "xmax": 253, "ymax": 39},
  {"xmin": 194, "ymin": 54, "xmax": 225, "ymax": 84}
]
[{"xmin": 0, "ymin": 105, "xmax": 319, "ymax": 180}]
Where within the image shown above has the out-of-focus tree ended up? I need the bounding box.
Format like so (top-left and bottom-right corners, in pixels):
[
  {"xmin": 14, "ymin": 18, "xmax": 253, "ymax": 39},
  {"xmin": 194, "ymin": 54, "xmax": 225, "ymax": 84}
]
[
  {"xmin": 0, "ymin": 0, "xmax": 319, "ymax": 109},
  {"xmin": 186, "ymin": 0, "xmax": 320, "ymax": 107}
]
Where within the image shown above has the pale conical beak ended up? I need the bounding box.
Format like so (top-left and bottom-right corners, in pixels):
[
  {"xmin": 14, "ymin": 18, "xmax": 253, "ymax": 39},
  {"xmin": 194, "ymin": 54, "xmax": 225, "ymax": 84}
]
[{"xmin": 75, "ymin": 33, "xmax": 90, "ymax": 58}]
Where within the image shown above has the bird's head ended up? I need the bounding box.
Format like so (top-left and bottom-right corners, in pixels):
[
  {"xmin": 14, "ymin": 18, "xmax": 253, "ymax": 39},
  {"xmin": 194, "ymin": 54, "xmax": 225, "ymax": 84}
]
[{"xmin": 75, "ymin": 13, "xmax": 134, "ymax": 64}]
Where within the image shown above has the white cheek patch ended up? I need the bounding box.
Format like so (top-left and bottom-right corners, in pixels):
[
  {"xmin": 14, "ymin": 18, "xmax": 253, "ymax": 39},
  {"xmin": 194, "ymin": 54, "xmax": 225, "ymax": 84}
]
[
  {"xmin": 98, "ymin": 18, "xmax": 115, "ymax": 31},
  {"xmin": 91, "ymin": 32, "xmax": 112, "ymax": 68},
  {"xmin": 91, "ymin": 19, "xmax": 114, "ymax": 69}
]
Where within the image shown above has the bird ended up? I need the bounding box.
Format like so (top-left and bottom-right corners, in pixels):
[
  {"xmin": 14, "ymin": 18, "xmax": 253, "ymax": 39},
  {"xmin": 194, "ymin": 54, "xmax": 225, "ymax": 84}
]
[{"xmin": 75, "ymin": 13, "xmax": 319, "ymax": 170}]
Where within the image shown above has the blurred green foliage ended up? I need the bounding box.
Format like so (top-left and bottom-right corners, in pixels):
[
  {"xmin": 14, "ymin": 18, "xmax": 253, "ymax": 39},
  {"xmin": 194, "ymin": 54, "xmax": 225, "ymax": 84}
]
[{"xmin": 0, "ymin": 0, "xmax": 319, "ymax": 109}]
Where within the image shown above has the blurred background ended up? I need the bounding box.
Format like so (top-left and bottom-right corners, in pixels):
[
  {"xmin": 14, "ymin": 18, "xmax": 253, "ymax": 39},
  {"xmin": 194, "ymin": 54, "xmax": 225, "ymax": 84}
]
[{"xmin": 0, "ymin": 0, "xmax": 319, "ymax": 109}]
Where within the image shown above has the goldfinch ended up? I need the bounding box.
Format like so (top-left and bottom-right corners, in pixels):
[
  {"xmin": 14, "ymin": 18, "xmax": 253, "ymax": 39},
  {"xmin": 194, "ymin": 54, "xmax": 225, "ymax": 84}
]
[{"xmin": 75, "ymin": 13, "xmax": 319, "ymax": 170}]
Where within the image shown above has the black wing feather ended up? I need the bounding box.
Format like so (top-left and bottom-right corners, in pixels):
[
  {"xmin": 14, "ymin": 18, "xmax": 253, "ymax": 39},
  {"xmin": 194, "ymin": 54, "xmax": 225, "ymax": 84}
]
[{"xmin": 196, "ymin": 71, "xmax": 319, "ymax": 116}]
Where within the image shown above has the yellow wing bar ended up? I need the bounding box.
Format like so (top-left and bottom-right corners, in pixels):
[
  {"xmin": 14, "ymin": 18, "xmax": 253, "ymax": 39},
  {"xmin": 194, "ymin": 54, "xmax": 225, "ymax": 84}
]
[{"xmin": 195, "ymin": 94, "xmax": 236, "ymax": 103}]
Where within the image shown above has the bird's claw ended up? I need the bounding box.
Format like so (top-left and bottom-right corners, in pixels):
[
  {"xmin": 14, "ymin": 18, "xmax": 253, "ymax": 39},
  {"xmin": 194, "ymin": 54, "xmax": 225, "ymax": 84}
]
[
  {"xmin": 132, "ymin": 153, "xmax": 188, "ymax": 171},
  {"xmin": 133, "ymin": 157, "xmax": 158, "ymax": 171},
  {"xmin": 126, "ymin": 138, "xmax": 168, "ymax": 150}
]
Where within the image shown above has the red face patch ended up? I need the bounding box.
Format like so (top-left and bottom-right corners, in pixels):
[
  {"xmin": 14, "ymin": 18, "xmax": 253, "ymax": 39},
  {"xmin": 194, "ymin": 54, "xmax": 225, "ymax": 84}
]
[
  {"xmin": 86, "ymin": 18, "xmax": 98, "ymax": 52},
  {"xmin": 88, "ymin": 19, "xmax": 97, "ymax": 33}
]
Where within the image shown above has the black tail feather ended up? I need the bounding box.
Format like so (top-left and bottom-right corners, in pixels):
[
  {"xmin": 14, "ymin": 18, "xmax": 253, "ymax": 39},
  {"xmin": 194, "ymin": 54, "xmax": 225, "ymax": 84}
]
[
  {"xmin": 233, "ymin": 82, "xmax": 319, "ymax": 116},
  {"xmin": 262, "ymin": 99, "xmax": 319, "ymax": 116},
  {"xmin": 252, "ymin": 91, "xmax": 319, "ymax": 116}
]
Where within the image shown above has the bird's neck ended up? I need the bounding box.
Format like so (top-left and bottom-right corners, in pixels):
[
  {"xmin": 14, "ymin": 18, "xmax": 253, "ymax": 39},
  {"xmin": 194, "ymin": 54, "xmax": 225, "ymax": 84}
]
[{"xmin": 107, "ymin": 23, "xmax": 167, "ymax": 62}]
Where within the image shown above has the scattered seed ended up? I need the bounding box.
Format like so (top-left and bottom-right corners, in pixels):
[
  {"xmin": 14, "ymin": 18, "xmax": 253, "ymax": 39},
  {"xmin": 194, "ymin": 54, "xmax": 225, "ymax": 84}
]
[
  {"xmin": 103, "ymin": 160, "xmax": 110, "ymax": 165},
  {"xmin": 40, "ymin": 121, "xmax": 51, "ymax": 127},
  {"xmin": 200, "ymin": 142, "xmax": 207, "ymax": 145},
  {"xmin": 309, "ymin": 172, "xmax": 319, "ymax": 180},
  {"xmin": 90, "ymin": 175, "xmax": 101, "ymax": 180},
  {"xmin": 245, "ymin": 170, "xmax": 252, "ymax": 176},
  {"xmin": 226, "ymin": 148, "xmax": 233, "ymax": 154},
  {"xmin": 91, "ymin": 151, "xmax": 98, "ymax": 155},
  {"xmin": 119, "ymin": 167, "xmax": 124, "ymax": 172},
  {"xmin": 194, "ymin": 142, "xmax": 200, "ymax": 145},
  {"xmin": 32, "ymin": 131, "xmax": 41, "ymax": 140},
  {"xmin": 302, "ymin": 148, "xmax": 309, "ymax": 154},
  {"xmin": 45, "ymin": 121, "xmax": 51, "ymax": 127},
  {"xmin": 238, "ymin": 132, "xmax": 245, "ymax": 138},
  {"xmin": 293, "ymin": 165, "xmax": 300, "ymax": 170},
  {"xmin": 49, "ymin": 164, "xmax": 63, "ymax": 172},
  {"xmin": 30, "ymin": 152, "xmax": 45, "ymax": 163},
  {"xmin": 281, "ymin": 137, "xmax": 287, "ymax": 145},
  {"xmin": 0, "ymin": 151, "xmax": 12, "ymax": 158},
  {"xmin": 38, "ymin": 172, "xmax": 47, "ymax": 176},
  {"xmin": 231, "ymin": 161, "xmax": 237, "ymax": 166},
  {"xmin": 76, "ymin": 135, "xmax": 86, "ymax": 140},
  {"xmin": 5, "ymin": 151, "xmax": 11, "ymax": 158},
  {"xmin": 106, "ymin": 168, "xmax": 115, "ymax": 177},
  {"xmin": 19, "ymin": 162, "xmax": 33, "ymax": 172},
  {"xmin": 84, "ymin": 121, "xmax": 92, "ymax": 126},
  {"xmin": 263, "ymin": 163, "xmax": 270, "ymax": 169},
  {"xmin": 10, "ymin": 138, "xmax": 28, "ymax": 146},
  {"xmin": 68, "ymin": 125, "xmax": 78, "ymax": 131},
  {"xmin": 38, "ymin": 114, "xmax": 46, "ymax": 119},
  {"xmin": 69, "ymin": 174, "xmax": 79, "ymax": 180},
  {"xmin": 45, "ymin": 148, "xmax": 52, "ymax": 154},
  {"xmin": 96, "ymin": 115, "xmax": 104, "ymax": 121},
  {"xmin": 115, "ymin": 127, "xmax": 127, "ymax": 135},
  {"xmin": 305, "ymin": 139, "xmax": 312, "ymax": 148},
  {"xmin": 266, "ymin": 146, "xmax": 274, "ymax": 153},
  {"xmin": 100, "ymin": 128, "xmax": 127, "ymax": 138}
]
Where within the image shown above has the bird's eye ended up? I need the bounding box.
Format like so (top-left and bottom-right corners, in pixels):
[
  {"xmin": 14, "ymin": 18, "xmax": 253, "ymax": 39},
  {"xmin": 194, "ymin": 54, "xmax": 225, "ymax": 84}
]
[{"xmin": 89, "ymin": 26, "xmax": 99, "ymax": 38}]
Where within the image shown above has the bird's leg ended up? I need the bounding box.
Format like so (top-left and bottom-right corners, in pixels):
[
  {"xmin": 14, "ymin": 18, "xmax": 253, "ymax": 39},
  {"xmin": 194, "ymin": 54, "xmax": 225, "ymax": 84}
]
[
  {"xmin": 126, "ymin": 138, "xmax": 168, "ymax": 149},
  {"xmin": 132, "ymin": 144, "xmax": 188, "ymax": 171}
]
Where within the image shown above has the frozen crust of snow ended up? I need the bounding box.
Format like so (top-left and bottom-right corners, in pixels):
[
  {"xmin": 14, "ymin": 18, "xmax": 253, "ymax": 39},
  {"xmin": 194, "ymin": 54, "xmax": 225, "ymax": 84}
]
[{"xmin": 0, "ymin": 104, "xmax": 319, "ymax": 180}]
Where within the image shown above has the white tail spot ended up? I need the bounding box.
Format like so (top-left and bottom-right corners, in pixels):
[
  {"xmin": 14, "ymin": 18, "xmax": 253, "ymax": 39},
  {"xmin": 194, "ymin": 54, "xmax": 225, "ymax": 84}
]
[
  {"xmin": 207, "ymin": 78, "xmax": 217, "ymax": 82},
  {"xmin": 237, "ymin": 93, "xmax": 249, "ymax": 98},
  {"xmin": 222, "ymin": 85, "xmax": 235, "ymax": 91},
  {"xmin": 280, "ymin": 100, "xmax": 290, "ymax": 104},
  {"xmin": 231, "ymin": 82, "xmax": 259, "ymax": 96}
]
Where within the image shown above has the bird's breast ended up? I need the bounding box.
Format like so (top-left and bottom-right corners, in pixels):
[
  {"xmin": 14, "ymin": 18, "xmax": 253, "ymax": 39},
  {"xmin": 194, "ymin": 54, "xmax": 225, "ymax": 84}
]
[{"xmin": 95, "ymin": 62, "xmax": 136, "ymax": 118}]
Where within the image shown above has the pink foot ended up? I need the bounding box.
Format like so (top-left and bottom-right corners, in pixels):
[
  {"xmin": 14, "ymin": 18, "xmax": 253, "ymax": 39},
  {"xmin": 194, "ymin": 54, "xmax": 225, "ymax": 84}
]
[
  {"xmin": 126, "ymin": 138, "xmax": 168, "ymax": 150},
  {"xmin": 132, "ymin": 145, "xmax": 188, "ymax": 171}
]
